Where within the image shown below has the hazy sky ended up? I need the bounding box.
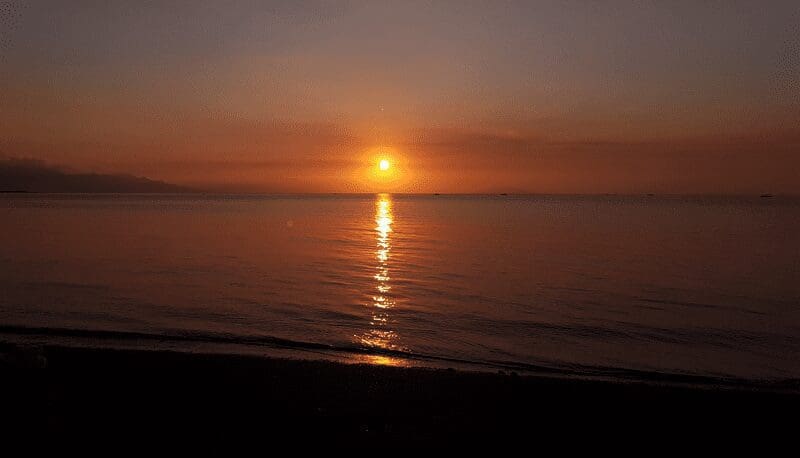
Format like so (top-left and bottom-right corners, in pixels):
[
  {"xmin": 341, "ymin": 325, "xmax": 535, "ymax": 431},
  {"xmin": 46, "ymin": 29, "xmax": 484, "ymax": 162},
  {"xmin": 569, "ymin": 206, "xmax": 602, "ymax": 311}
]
[{"xmin": 1, "ymin": 0, "xmax": 798, "ymax": 193}]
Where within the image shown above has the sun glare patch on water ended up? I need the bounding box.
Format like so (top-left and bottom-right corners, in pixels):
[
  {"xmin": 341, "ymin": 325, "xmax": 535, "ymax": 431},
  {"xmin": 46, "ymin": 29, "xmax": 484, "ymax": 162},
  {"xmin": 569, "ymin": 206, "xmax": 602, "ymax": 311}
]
[
  {"xmin": 355, "ymin": 354, "xmax": 408, "ymax": 367},
  {"xmin": 354, "ymin": 193, "xmax": 406, "ymax": 356}
]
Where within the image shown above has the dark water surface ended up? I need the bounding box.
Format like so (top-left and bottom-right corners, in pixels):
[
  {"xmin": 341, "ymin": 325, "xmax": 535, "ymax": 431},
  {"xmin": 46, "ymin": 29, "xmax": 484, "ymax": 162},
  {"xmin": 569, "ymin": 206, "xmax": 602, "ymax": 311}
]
[{"xmin": 1, "ymin": 194, "xmax": 798, "ymax": 380}]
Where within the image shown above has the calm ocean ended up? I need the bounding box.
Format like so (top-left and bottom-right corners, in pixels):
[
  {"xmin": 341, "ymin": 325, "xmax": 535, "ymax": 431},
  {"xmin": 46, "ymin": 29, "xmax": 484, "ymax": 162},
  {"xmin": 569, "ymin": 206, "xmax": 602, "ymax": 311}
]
[{"xmin": 1, "ymin": 194, "xmax": 798, "ymax": 380}]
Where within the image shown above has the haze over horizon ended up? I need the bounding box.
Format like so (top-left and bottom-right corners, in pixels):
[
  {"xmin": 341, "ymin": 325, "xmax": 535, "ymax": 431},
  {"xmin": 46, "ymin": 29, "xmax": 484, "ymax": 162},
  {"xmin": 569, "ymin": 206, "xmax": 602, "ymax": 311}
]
[{"xmin": 1, "ymin": 1, "xmax": 799, "ymax": 194}]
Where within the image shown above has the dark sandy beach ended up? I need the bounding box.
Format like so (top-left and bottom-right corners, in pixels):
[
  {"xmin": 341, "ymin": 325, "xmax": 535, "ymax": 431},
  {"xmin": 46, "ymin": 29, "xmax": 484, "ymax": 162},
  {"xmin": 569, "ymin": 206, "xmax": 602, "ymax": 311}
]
[{"xmin": 2, "ymin": 342, "xmax": 797, "ymax": 445}]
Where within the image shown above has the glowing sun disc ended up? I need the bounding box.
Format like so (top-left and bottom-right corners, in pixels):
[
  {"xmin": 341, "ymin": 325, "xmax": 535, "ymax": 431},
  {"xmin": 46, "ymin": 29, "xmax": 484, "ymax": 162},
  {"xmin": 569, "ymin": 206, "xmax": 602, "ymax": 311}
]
[{"xmin": 379, "ymin": 159, "xmax": 390, "ymax": 171}]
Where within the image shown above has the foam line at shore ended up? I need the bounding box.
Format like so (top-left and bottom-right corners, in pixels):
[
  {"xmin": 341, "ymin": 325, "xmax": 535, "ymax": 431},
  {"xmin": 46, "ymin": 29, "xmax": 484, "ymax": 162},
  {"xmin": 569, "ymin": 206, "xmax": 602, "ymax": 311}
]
[{"xmin": 2, "ymin": 324, "xmax": 798, "ymax": 393}]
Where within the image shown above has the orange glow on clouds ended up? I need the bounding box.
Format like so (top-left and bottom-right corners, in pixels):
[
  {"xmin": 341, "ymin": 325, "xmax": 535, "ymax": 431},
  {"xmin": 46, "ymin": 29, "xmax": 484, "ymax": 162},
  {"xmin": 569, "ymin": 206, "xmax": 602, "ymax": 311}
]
[{"xmin": 2, "ymin": 2, "xmax": 800, "ymax": 194}]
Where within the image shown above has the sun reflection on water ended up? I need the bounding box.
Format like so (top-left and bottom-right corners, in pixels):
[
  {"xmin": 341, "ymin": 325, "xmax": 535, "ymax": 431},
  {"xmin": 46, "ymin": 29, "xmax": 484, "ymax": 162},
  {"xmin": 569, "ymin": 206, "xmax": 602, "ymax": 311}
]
[
  {"xmin": 355, "ymin": 194, "xmax": 404, "ymax": 359},
  {"xmin": 354, "ymin": 354, "xmax": 408, "ymax": 367}
]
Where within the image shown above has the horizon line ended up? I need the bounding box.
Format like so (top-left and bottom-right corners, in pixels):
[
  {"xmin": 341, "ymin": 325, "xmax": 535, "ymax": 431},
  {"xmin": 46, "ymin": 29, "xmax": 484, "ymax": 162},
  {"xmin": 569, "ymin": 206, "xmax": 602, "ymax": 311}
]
[{"xmin": 1, "ymin": 190, "xmax": 794, "ymax": 198}]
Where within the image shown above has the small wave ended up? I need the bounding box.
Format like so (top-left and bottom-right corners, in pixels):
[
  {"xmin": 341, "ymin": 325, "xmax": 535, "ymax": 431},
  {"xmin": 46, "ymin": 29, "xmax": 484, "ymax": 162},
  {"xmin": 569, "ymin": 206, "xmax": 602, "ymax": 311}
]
[{"xmin": 1, "ymin": 324, "xmax": 797, "ymax": 392}]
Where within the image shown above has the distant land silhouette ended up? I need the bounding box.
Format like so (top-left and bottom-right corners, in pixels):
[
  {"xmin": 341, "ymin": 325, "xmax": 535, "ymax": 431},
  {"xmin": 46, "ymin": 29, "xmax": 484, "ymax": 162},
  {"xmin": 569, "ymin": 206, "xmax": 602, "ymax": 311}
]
[{"xmin": 0, "ymin": 159, "xmax": 194, "ymax": 193}]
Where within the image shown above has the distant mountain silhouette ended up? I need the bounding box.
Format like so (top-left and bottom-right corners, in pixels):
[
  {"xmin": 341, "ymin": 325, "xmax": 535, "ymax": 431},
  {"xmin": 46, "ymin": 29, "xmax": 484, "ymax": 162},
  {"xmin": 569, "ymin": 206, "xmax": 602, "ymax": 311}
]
[{"xmin": 0, "ymin": 159, "xmax": 194, "ymax": 193}]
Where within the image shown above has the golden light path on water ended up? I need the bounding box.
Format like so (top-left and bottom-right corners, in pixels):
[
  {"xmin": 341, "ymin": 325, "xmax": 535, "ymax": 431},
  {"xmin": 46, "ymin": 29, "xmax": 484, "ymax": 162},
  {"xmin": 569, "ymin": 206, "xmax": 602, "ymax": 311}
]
[{"xmin": 354, "ymin": 193, "xmax": 407, "ymax": 366}]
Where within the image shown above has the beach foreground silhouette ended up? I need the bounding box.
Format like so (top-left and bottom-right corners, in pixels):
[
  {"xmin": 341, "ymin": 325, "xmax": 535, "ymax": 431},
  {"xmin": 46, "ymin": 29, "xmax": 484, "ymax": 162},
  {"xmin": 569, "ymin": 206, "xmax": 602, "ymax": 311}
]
[{"xmin": 2, "ymin": 342, "xmax": 797, "ymax": 444}]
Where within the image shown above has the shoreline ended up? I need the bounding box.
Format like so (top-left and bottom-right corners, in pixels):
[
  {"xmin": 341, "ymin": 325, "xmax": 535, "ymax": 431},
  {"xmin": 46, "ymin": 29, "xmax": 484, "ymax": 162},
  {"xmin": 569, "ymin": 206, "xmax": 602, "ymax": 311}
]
[
  {"xmin": 2, "ymin": 326, "xmax": 798, "ymax": 392},
  {"xmin": 2, "ymin": 341, "xmax": 798, "ymax": 442}
]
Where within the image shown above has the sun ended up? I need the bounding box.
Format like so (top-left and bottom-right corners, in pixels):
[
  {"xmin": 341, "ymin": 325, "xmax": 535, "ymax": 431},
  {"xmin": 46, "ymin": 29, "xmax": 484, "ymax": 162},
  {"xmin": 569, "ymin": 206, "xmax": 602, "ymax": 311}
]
[{"xmin": 379, "ymin": 159, "xmax": 391, "ymax": 171}]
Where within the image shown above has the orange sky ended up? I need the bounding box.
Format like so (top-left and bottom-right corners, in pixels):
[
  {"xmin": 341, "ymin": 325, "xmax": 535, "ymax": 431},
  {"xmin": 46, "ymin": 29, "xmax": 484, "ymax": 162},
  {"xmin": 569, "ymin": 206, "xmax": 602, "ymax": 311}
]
[{"xmin": 1, "ymin": 1, "xmax": 798, "ymax": 193}]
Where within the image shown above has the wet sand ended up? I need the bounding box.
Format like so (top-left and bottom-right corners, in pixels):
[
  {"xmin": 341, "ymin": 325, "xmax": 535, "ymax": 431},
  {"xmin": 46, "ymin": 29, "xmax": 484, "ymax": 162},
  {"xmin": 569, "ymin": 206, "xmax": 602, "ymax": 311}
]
[{"xmin": 1, "ymin": 343, "xmax": 797, "ymax": 444}]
